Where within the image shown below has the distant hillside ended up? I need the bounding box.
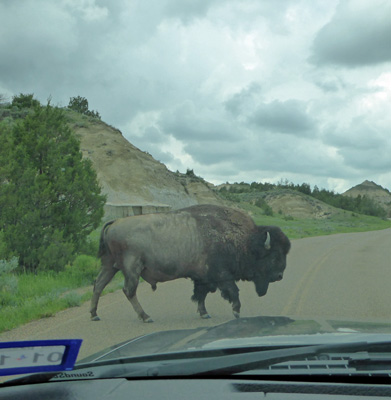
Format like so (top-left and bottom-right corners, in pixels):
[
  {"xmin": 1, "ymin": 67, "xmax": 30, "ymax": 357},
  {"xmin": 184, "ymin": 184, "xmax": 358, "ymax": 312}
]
[
  {"xmin": 217, "ymin": 179, "xmax": 390, "ymax": 220},
  {"xmin": 218, "ymin": 188, "xmax": 341, "ymax": 219},
  {"xmin": 343, "ymin": 180, "xmax": 391, "ymax": 217},
  {"xmin": 66, "ymin": 112, "xmax": 224, "ymax": 210}
]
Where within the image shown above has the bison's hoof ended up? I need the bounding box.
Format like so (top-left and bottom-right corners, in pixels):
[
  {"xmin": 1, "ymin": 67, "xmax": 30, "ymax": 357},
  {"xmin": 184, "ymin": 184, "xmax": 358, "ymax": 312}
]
[
  {"xmin": 91, "ymin": 316, "xmax": 101, "ymax": 321},
  {"xmin": 233, "ymin": 312, "xmax": 240, "ymax": 319},
  {"xmin": 201, "ymin": 313, "xmax": 211, "ymax": 319},
  {"xmin": 143, "ymin": 317, "xmax": 154, "ymax": 323}
]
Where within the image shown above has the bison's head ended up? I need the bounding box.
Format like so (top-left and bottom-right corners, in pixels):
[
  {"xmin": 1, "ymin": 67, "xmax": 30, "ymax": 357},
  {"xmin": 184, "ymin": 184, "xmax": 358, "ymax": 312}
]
[{"xmin": 249, "ymin": 226, "xmax": 291, "ymax": 297}]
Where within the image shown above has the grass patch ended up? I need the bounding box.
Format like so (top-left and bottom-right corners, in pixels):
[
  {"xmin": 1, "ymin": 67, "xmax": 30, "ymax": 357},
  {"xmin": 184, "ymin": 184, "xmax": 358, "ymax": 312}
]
[
  {"xmin": 0, "ymin": 258, "xmax": 123, "ymax": 333},
  {"xmin": 239, "ymin": 202, "xmax": 391, "ymax": 239},
  {"xmin": 0, "ymin": 290, "xmax": 98, "ymax": 332}
]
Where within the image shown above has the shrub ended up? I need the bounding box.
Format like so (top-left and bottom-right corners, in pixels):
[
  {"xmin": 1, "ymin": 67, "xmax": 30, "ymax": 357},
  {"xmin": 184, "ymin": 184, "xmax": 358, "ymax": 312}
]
[
  {"xmin": 11, "ymin": 93, "xmax": 40, "ymax": 109},
  {"xmin": 255, "ymin": 198, "xmax": 274, "ymax": 216},
  {"xmin": 62, "ymin": 292, "xmax": 83, "ymax": 308},
  {"xmin": 0, "ymin": 257, "xmax": 19, "ymax": 306},
  {"xmin": 65, "ymin": 255, "xmax": 100, "ymax": 285}
]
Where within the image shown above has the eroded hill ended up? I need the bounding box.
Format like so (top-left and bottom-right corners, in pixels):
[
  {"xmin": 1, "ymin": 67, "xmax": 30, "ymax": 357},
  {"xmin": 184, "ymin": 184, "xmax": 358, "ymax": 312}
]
[{"xmin": 68, "ymin": 117, "xmax": 224, "ymax": 210}]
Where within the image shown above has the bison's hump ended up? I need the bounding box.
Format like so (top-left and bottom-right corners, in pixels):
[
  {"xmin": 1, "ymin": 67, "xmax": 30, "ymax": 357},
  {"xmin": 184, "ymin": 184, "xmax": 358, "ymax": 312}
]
[{"xmin": 181, "ymin": 204, "xmax": 256, "ymax": 250}]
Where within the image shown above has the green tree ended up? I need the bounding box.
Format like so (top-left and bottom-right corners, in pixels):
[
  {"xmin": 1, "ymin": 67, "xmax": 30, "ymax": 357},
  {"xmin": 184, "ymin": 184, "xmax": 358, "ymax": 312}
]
[
  {"xmin": 297, "ymin": 183, "xmax": 311, "ymax": 195},
  {"xmin": 0, "ymin": 102, "xmax": 106, "ymax": 272},
  {"xmin": 68, "ymin": 96, "xmax": 89, "ymax": 114},
  {"xmin": 68, "ymin": 96, "xmax": 101, "ymax": 119}
]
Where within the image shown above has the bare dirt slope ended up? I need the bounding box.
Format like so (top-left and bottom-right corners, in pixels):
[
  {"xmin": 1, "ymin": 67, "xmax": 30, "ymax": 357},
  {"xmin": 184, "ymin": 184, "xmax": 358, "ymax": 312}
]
[
  {"xmin": 70, "ymin": 119, "xmax": 223, "ymax": 210},
  {"xmin": 262, "ymin": 190, "xmax": 337, "ymax": 219}
]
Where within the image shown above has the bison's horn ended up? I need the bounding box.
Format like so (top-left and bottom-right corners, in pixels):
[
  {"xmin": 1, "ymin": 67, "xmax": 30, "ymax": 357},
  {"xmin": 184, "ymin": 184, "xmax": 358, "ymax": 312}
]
[{"xmin": 264, "ymin": 232, "xmax": 271, "ymax": 250}]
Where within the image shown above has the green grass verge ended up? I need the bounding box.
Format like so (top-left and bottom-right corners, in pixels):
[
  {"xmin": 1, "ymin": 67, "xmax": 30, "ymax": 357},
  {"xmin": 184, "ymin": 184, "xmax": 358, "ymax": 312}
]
[
  {"xmin": 239, "ymin": 202, "xmax": 391, "ymax": 239},
  {"xmin": 0, "ymin": 259, "xmax": 123, "ymax": 333}
]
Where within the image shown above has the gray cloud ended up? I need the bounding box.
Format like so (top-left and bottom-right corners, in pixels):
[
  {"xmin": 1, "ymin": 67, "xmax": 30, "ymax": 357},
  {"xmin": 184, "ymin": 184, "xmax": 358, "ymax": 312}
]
[
  {"xmin": 143, "ymin": 126, "xmax": 167, "ymax": 144},
  {"xmin": 224, "ymin": 82, "xmax": 262, "ymax": 116},
  {"xmin": 183, "ymin": 140, "xmax": 245, "ymax": 165},
  {"xmin": 310, "ymin": 73, "xmax": 348, "ymax": 93},
  {"xmin": 325, "ymin": 119, "xmax": 385, "ymax": 151},
  {"xmin": 310, "ymin": 0, "xmax": 391, "ymax": 67},
  {"xmin": 179, "ymin": 128, "xmax": 344, "ymax": 181},
  {"xmin": 163, "ymin": 0, "xmax": 222, "ymax": 24},
  {"xmin": 323, "ymin": 117, "xmax": 391, "ymax": 173},
  {"xmin": 248, "ymin": 100, "xmax": 316, "ymax": 136},
  {"xmin": 160, "ymin": 101, "xmax": 239, "ymax": 142}
]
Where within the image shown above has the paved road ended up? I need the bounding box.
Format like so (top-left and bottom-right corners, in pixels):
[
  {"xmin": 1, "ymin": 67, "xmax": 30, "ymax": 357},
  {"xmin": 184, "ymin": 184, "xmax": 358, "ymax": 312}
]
[{"xmin": 1, "ymin": 228, "xmax": 390, "ymax": 361}]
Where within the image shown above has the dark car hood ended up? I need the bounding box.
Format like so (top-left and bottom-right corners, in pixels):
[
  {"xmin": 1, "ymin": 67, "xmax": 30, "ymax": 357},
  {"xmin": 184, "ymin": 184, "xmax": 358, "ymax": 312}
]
[{"xmin": 79, "ymin": 316, "xmax": 391, "ymax": 364}]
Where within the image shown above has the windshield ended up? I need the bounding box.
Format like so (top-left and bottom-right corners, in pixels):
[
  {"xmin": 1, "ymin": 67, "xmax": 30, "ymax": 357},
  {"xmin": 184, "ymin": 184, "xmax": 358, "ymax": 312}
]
[{"xmin": 1, "ymin": 0, "xmax": 391, "ymax": 383}]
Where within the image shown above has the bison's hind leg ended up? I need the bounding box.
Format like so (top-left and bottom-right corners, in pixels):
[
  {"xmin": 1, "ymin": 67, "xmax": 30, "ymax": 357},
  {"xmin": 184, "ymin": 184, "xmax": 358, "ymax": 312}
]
[
  {"xmin": 90, "ymin": 262, "xmax": 118, "ymax": 321},
  {"xmin": 192, "ymin": 280, "xmax": 215, "ymax": 319},
  {"xmin": 122, "ymin": 254, "xmax": 153, "ymax": 323}
]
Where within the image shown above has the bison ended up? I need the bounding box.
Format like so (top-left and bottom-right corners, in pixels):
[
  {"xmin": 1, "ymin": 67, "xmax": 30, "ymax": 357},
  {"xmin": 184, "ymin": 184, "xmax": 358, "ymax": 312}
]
[{"xmin": 90, "ymin": 204, "xmax": 290, "ymax": 322}]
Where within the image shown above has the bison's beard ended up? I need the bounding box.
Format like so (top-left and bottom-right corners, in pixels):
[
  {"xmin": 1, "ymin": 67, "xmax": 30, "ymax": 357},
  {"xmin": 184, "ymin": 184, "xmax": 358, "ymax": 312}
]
[{"xmin": 254, "ymin": 279, "xmax": 269, "ymax": 297}]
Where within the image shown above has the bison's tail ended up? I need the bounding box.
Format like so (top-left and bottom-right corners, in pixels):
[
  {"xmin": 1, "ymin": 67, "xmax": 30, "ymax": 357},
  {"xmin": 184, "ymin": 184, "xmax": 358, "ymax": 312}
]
[{"xmin": 98, "ymin": 220, "xmax": 116, "ymax": 259}]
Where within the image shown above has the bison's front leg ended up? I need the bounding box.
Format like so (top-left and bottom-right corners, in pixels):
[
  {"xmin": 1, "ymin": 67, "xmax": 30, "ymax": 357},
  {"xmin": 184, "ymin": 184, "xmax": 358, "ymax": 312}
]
[
  {"xmin": 218, "ymin": 281, "xmax": 241, "ymax": 319},
  {"xmin": 192, "ymin": 280, "xmax": 214, "ymax": 319}
]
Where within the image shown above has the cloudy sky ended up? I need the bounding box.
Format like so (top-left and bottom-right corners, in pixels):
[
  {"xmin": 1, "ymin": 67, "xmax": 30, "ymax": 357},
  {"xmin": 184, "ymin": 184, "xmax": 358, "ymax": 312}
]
[{"xmin": 1, "ymin": 0, "xmax": 390, "ymax": 193}]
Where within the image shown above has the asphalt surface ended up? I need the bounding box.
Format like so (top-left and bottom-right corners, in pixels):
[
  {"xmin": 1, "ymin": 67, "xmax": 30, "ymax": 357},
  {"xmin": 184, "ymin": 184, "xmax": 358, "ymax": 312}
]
[{"xmin": 1, "ymin": 228, "xmax": 390, "ymax": 361}]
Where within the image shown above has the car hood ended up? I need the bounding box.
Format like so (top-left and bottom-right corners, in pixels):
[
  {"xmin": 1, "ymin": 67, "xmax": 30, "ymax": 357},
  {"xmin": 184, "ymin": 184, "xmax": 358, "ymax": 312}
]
[{"xmin": 79, "ymin": 316, "xmax": 391, "ymax": 364}]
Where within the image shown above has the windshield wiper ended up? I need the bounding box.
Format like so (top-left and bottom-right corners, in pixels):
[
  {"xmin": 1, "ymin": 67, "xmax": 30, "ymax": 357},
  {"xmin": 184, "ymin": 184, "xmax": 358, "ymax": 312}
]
[
  {"xmin": 349, "ymin": 353, "xmax": 391, "ymax": 371},
  {"xmin": 117, "ymin": 341, "xmax": 391, "ymax": 377}
]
